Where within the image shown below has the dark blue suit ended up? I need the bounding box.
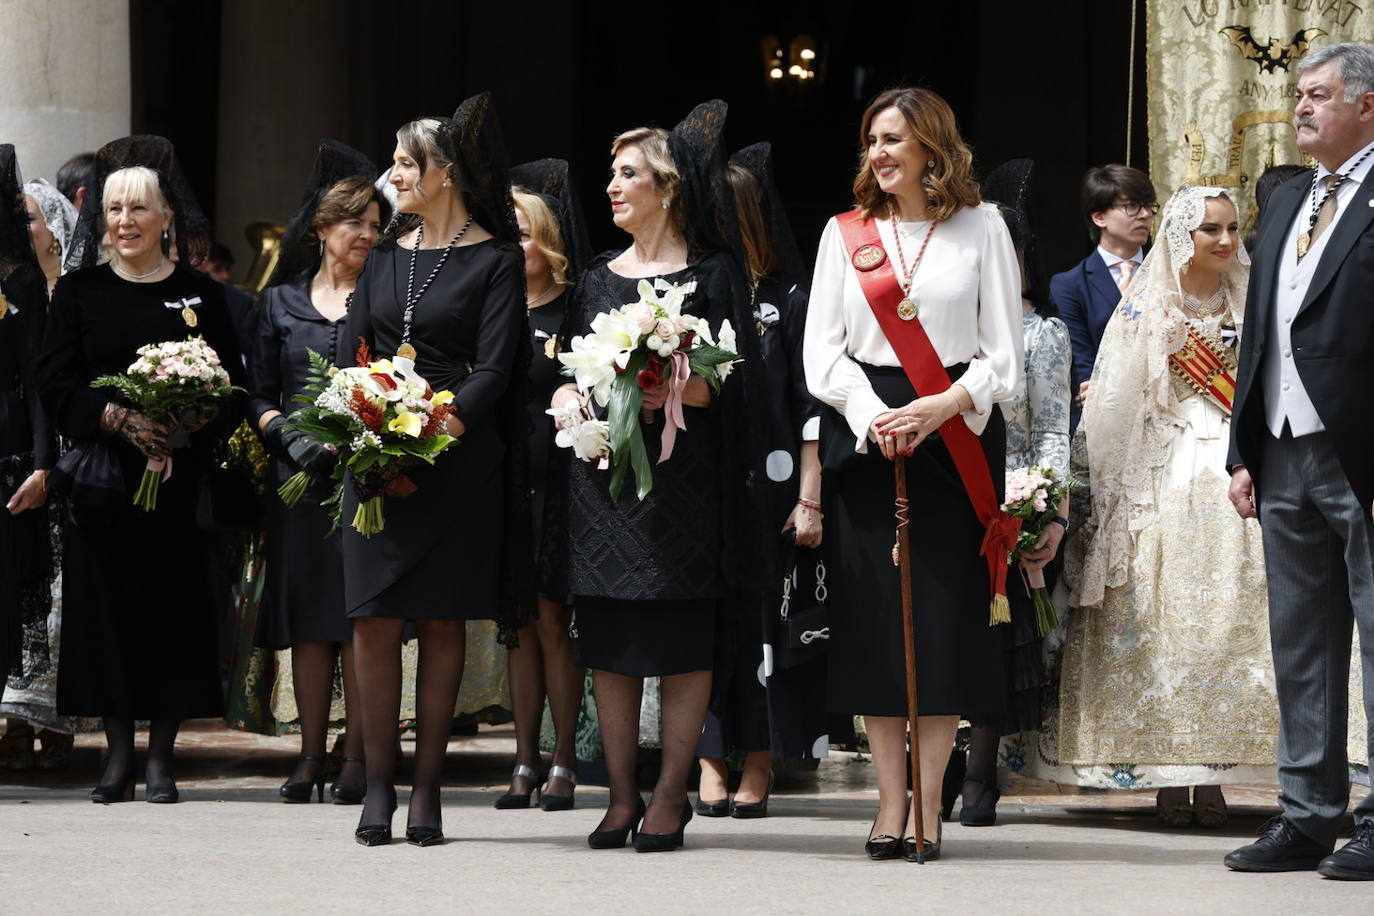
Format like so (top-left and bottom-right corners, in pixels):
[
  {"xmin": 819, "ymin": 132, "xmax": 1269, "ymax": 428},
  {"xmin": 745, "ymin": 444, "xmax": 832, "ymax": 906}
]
[{"xmin": 1049, "ymin": 249, "xmax": 1128, "ymax": 403}]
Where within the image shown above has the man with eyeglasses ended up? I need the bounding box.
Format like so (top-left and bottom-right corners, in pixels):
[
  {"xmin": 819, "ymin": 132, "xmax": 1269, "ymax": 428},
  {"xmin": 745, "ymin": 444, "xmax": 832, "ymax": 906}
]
[{"xmin": 1049, "ymin": 164, "xmax": 1157, "ymax": 429}]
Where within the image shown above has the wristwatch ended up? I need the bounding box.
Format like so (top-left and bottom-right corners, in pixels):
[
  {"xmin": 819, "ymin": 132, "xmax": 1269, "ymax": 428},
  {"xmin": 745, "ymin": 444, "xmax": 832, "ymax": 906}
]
[{"xmin": 1049, "ymin": 516, "xmax": 1069, "ymax": 533}]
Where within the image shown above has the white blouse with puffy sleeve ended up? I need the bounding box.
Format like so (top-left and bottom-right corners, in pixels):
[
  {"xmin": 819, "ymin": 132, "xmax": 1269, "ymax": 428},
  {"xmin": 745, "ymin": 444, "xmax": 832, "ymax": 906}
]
[{"xmin": 802, "ymin": 202, "xmax": 1024, "ymax": 453}]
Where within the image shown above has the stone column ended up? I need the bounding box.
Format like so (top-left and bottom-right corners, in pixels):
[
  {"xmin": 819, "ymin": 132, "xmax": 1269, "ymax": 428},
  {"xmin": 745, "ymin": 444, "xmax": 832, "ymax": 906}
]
[{"xmin": 0, "ymin": 0, "xmax": 131, "ymax": 185}]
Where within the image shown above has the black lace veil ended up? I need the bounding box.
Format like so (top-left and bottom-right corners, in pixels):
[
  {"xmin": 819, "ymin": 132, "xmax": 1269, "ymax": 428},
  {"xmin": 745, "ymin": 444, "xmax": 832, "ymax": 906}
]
[
  {"xmin": 729, "ymin": 142, "xmax": 809, "ymax": 294},
  {"xmin": 510, "ymin": 158, "xmax": 593, "ymax": 283},
  {"xmin": 981, "ymin": 158, "xmax": 1046, "ymax": 310},
  {"xmin": 452, "ymin": 92, "xmax": 519, "ymax": 246},
  {"xmin": 0, "ymin": 145, "xmax": 36, "ymax": 287},
  {"xmin": 271, "ymin": 140, "xmax": 379, "ymax": 288},
  {"xmin": 66, "ymin": 135, "xmax": 211, "ymax": 272}
]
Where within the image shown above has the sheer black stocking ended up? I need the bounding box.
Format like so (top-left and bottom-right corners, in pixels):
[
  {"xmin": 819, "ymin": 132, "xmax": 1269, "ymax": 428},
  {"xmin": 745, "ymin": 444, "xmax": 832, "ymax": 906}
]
[
  {"xmin": 144, "ymin": 718, "xmax": 180, "ymax": 787},
  {"xmin": 290, "ymin": 641, "xmax": 336, "ymax": 784},
  {"xmin": 506, "ymin": 599, "xmax": 583, "ymax": 794},
  {"xmin": 961, "ymin": 724, "xmax": 999, "ymax": 808},
  {"xmin": 407, "ymin": 620, "xmax": 465, "ymax": 831},
  {"xmin": 352, "ymin": 617, "xmax": 403, "ymax": 828},
  {"xmin": 337, "ymin": 642, "xmax": 365, "ymax": 787},
  {"xmin": 99, "ymin": 716, "xmax": 135, "ymax": 788},
  {"xmin": 591, "ymin": 670, "xmax": 643, "ymax": 833},
  {"xmin": 643, "ymin": 670, "xmax": 711, "ymax": 834}
]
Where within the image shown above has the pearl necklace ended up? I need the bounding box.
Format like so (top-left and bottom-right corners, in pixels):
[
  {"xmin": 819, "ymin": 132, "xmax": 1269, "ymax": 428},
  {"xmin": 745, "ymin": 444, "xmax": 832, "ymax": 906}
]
[{"xmin": 112, "ymin": 256, "xmax": 167, "ymax": 281}]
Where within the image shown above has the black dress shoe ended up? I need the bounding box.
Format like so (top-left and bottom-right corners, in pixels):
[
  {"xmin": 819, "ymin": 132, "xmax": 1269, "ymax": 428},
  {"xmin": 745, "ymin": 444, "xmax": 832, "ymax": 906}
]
[
  {"xmin": 331, "ymin": 756, "xmax": 366, "ymax": 806},
  {"xmin": 695, "ymin": 797, "xmax": 729, "ymax": 817},
  {"xmin": 1318, "ymin": 821, "xmax": 1374, "ymax": 880},
  {"xmin": 145, "ymin": 782, "xmax": 180, "ymax": 804},
  {"xmin": 730, "ymin": 772, "xmax": 774, "ymax": 819},
  {"xmin": 958, "ymin": 778, "xmax": 1000, "ymax": 827},
  {"xmin": 405, "ymin": 825, "xmax": 444, "ymax": 847},
  {"xmin": 90, "ymin": 778, "xmax": 135, "ymax": 803},
  {"xmin": 1224, "ymin": 815, "xmax": 1332, "ymax": 872},
  {"xmin": 280, "ymin": 754, "xmax": 325, "ymax": 803},
  {"xmin": 588, "ymin": 797, "xmax": 646, "ymax": 849},
  {"xmin": 633, "ymin": 800, "xmax": 693, "ymax": 852},
  {"xmin": 865, "ymin": 834, "xmax": 901, "ymax": 860}
]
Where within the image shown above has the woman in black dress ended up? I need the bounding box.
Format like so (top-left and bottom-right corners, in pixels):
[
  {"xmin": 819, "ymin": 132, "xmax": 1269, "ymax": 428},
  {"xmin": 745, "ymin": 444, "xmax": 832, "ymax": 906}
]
[
  {"xmin": 251, "ymin": 141, "xmax": 385, "ymax": 804},
  {"xmin": 344, "ymin": 94, "xmax": 530, "ymax": 846},
  {"xmin": 493, "ymin": 166, "xmax": 589, "ymax": 812},
  {"xmin": 696, "ymin": 145, "xmax": 827, "ymax": 818},
  {"xmin": 802, "ymin": 89, "xmax": 1023, "ymax": 859},
  {"xmin": 38, "ymin": 138, "xmax": 246, "ymax": 803},
  {"xmin": 0, "ymin": 146, "xmax": 54, "ymax": 691},
  {"xmin": 548, "ymin": 101, "xmax": 759, "ymax": 852}
]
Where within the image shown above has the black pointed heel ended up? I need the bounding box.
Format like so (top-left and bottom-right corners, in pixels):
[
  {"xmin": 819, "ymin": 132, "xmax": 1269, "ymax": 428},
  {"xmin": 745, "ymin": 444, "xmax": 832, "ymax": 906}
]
[
  {"xmin": 90, "ymin": 777, "xmax": 136, "ymax": 803},
  {"xmin": 355, "ymin": 787, "xmax": 397, "ymax": 847},
  {"xmin": 633, "ymin": 800, "xmax": 694, "ymax": 853},
  {"xmin": 405, "ymin": 825, "xmax": 444, "ymax": 847},
  {"xmin": 145, "ymin": 781, "xmax": 180, "ymax": 804},
  {"xmin": 280, "ymin": 754, "xmax": 326, "ymax": 803},
  {"xmin": 587, "ymin": 796, "xmax": 646, "ymax": 849},
  {"xmin": 331, "ymin": 757, "xmax": 366, "ymax": 805},
  {"xmin": 695, "ymin": 796, "xmax": 729, "ymax": 817},
  {"xmin": 539, "ymin": 765, "xmax": 577, "ymax": 811},
  {"xmin": 730, "ymin": 772, "xmax": 774, "ymax": 819},
  {"xmin": 865, "ymin": 815, "xmax": 902, "ymax": 860},
  {"xmin": 494, "ymin": 763, "xmax": 544, "ymax": 809}
]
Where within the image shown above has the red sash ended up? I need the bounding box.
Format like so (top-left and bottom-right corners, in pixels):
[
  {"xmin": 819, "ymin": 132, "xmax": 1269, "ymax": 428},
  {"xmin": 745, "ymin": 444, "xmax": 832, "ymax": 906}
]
[{"xmin": 835, "ymin": 210, "xmax": 1020, "ymax": 623}]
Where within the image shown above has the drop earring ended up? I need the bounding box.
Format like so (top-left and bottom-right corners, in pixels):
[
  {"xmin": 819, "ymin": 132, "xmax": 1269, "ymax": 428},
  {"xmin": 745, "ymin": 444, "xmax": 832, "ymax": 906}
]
[
  {"xmin": 661, "ymin": 197, "xmax": 670, "ymax": 210},
  {"xmin": 47, "ymin": 239, "xmax": 62, "ymax": 256},
  {"xmin": 319, "ymin": 237, "xmax": 325, "ymax": 256},
  {"xmin": 162, "ymin": 229, "xmax": 169, "ymax": 242}
]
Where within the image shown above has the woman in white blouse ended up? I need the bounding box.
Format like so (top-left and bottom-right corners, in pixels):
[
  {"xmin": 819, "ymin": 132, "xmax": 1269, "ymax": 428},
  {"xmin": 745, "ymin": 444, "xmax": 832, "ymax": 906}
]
[{"xmin": 803, "ymin": 87, "xmax": 1022, "ymax": 861}]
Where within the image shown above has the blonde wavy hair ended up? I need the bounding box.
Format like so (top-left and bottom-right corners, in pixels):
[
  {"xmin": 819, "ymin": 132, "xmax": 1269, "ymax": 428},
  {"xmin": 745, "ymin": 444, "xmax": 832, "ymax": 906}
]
[
  {"xmin": 512, "ymin": 189, "xmax": 570, "ymax": 287},
  {"xmin": 852, "ymin": 88, "xmax": 981, "ymax": 223}
]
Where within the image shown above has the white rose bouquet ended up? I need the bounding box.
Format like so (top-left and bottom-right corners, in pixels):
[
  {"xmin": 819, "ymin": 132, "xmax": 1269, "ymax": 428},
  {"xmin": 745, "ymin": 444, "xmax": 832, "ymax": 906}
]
[
  {"xmin": 90, "ymin": 336, "xmax": 242, "ymax": 511},
  {"xmin": 555, "ymin": 280, "xmax": 740, "ymax": 500}
]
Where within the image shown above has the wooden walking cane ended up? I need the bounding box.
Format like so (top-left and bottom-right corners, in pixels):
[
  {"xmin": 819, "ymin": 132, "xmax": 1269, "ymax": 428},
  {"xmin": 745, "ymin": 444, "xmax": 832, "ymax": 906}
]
[{"xmin": 893, "ymin": 458, "xmax": 926, "ymax": 863}]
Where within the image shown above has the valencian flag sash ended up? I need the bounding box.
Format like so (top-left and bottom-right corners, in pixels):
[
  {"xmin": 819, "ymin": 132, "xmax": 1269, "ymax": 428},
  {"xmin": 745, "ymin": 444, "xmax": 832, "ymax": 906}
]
[
  {"xmin": 1168, "ymin": 325, "xmax": 1236, "ymax": 415},
  {"xmin": 835, "ymin": 210, "xmax": 1020, "ymax": 625}
]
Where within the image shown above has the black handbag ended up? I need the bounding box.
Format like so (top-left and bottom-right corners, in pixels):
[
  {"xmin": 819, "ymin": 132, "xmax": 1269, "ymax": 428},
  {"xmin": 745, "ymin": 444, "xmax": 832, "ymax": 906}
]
[{"xmin": 773, "ymin": 557, "xmax": 829, "ymax": 670}]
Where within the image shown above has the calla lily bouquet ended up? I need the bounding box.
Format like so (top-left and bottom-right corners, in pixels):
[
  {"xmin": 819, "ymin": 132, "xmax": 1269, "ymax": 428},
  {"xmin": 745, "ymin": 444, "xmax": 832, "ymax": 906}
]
[
  {"xmin": 1002, "ymin": 465, "xmax": 1080, "ymax": 635},
  {"xmin": 278, "ymin": 344, "xmax": 458, "ymax": 536},
  {"xmin": 91, "ymin": 336, "xmax": 242, "ymax": 511},
  {"xmin": 556, "ymin": 280, "xmax": 740, "ymax": 500}
]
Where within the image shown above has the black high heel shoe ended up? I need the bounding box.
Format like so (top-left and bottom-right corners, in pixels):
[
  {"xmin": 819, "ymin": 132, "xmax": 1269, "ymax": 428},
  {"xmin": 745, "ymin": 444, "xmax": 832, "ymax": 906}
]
[
  {"xmin": 633, "ymin": 800, "xmax": 693, "ymax": 853},
  {"xmin": 494, "ymin": 763, "xmax": 544, "ymax": 809},
  {"xmin": 695, "ymin": 796, "xmax": 729, "ymax": 817},
  {"xmin": 355, "ymin": 787, "xmax": 397, "ymax": 847},
  {"xmin": 587, "ymin": 796, "xmax": 646, "ymax": 849},
  {"xmin": 539, "ymin": 765, "xmax": 577, "ymax": 811},
  {"xmin": 280, "ymin": 754, "xmax": 326, "ymax": 803},
  {"xmin": 903, "ymin": 821, "xmax": 942, "ymax": 862},
  {"xmin": 866, "ymin": 818, "xmax": 902, "ymax": 860},
  {"xmin": 730, "ymin": 771, "xmax": 774, "ymax": 819},
  {"xmin": 90, "ymin": 776, "xmax": 136, "ymax": 803},
  {"xmin": 958, "ymin": 778, "xmax": 1000, "ymax": 827},
  {"xmin": 145, "ymin": 781, "xmax": 180, "ymax": 804},
  {"xmin": 331, "ymin": 757, "xmax": 366, "ymax": 805}
]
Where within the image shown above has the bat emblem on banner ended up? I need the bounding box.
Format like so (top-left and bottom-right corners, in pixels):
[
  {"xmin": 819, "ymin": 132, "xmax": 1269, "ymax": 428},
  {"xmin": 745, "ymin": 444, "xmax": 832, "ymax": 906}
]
[{"xmin": 1220, "ymin": 25, "xmax": 1326, "ymax": 73}]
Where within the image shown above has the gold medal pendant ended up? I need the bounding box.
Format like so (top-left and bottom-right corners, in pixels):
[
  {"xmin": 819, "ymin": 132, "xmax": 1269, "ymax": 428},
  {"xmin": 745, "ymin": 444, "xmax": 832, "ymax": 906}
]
[
  {"xmin": 396, "ymin": 343, "xmax": 417, "ymax": 361},
  {"xmin": 1296, "ymin": 233, "xmax": 1310, "ymax": 259},
  {"xmin": 896, "ymin": 297, "xmax": 917, "ymax": 321},
  {"xmin": 182, "ymin": 306, "xmax": 198, "ymax": 328}
]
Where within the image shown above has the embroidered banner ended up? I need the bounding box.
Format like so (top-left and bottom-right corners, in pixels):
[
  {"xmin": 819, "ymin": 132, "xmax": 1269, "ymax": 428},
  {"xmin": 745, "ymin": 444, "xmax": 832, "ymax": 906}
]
[{"xmin": 1147, "ymin": 0, "xmax": 1368, "ymax": 229}]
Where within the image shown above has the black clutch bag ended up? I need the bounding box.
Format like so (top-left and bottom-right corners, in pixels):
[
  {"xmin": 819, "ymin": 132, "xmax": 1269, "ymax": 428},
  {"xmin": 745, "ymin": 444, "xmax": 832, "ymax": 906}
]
[{"xmin": 773, "ymin": 556, "xmax": 830, "ymax": 670}]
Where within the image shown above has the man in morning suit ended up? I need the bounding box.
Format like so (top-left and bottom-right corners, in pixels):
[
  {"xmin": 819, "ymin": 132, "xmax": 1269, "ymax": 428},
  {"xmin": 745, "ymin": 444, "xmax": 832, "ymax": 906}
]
[
  {"xmin": 1225, "ymin": 42, "xmax": 1374, "ymax": 880},
  {"xmin": 1049, "ymin": 164, "xmax": 1156, "ymax": 430}
]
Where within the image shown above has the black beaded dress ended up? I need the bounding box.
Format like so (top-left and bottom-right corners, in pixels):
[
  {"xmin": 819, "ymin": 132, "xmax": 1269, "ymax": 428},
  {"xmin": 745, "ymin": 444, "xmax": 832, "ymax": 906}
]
[
  {"xmin": 250, "ymin": 277, "xmax": 350, "ymax": 647},
  {"xmin": 37, "ymin": 264, "xmax": 245, "ymax": 718},
  {"xmin": 339, "ymin": 239, "xmax": 526, "ymax": 621},
  {"xmin": 561, "ymin": 252, "xmax": 745, "ymax": 677}
]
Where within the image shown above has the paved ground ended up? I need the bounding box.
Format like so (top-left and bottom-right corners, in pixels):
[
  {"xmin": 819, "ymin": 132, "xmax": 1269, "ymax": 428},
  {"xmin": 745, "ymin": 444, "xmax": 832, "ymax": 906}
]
[{"xmin": 1, "ymin": 722, "xmax": 1369, "ymax": 914}]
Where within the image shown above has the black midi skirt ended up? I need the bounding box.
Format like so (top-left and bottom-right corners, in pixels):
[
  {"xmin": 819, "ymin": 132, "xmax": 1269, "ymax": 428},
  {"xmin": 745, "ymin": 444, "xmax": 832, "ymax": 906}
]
[{"xmin": 825, "ymin": 364, "xmax": 1006, "ymax": 719}]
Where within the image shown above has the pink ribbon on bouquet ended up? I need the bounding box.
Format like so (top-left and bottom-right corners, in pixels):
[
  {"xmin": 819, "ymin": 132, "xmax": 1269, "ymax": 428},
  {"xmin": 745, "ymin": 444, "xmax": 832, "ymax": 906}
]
[
  {"xmin": 146, "ymin": 454, "xmax": 174, "ymax": 482},
  {"xmin": 1019, "ymin": 564, "xmax": 1046, "ymax": 593},
  {"xmin": 656, "ymin": 350, "xmax": 692, "ymax": 464}
]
